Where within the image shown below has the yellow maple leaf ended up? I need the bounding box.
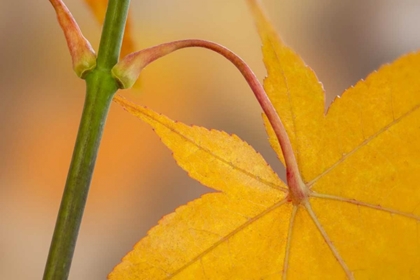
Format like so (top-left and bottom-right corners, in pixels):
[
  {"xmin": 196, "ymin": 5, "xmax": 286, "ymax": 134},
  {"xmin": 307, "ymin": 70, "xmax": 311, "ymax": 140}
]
[{"xmin": 109, "ymin": 1, "xmax": 420, "ymax": 279}]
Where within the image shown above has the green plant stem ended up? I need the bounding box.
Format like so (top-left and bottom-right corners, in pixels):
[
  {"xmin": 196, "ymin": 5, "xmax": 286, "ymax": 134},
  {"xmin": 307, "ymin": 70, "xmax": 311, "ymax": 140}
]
[
  {"xmin": 97, "ymin": 0, "xmax": 130, "ymax": 69},
  {"xmin": 43, "ymin": 1, "xmax": 130, "ymax": 279}
]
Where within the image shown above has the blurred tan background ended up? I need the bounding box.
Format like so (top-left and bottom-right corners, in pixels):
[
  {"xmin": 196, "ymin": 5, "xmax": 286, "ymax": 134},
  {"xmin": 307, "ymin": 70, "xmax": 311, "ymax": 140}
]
[{"xmin": 1, "ymin": 0, "xmax": 420, "ymax": 279}]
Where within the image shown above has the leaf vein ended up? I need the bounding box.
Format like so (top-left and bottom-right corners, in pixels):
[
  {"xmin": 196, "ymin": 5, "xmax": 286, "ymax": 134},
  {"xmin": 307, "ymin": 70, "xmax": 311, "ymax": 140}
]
[
  {"xmin": 304, "ymin": 201, "xmax": 354, "ymax": 279},
  {"xmin": 282, "ymin": 205, "xmax": 297, "ymax": 279},
  {"xmin": 311, "ymin": 192, "xmax": 420, "ymax": 222},
  {"xmin": 117, "ymin": 96, "xmax": 287, "ymax": 193},
  {"xmin": 166, "ymin": 199, "xmax": 289, "ymax": 279},
  {"xmin": 307, "ymin": 103, "xmax": 420, "ymax": 187}
]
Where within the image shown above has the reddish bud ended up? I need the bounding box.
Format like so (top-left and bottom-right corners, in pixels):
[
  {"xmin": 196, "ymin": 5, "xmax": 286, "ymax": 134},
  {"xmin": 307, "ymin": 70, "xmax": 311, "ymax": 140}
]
[{"xmin": 50, "ymin": 0, "xmax": 96, "ymax": 78}]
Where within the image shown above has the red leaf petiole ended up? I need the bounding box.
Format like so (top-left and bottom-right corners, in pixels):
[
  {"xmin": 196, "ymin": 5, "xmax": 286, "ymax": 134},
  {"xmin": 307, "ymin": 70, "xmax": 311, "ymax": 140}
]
[{"xmin": 112, "ymin": 39, "xmax": 308, "ymax": 203}]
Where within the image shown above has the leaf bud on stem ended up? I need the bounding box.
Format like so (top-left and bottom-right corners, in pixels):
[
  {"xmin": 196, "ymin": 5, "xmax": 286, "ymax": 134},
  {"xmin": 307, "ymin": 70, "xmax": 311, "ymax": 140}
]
[{"xmin": 49, "ymin": 0, "xmax": 96, "ymax": 78}]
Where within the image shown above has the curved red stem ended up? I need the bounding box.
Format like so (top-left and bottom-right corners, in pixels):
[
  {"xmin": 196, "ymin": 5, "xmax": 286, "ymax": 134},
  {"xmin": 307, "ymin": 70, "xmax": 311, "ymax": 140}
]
[{"xmin": 113, "ymin": 39, "xmax": 305, "ymax": 198}]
